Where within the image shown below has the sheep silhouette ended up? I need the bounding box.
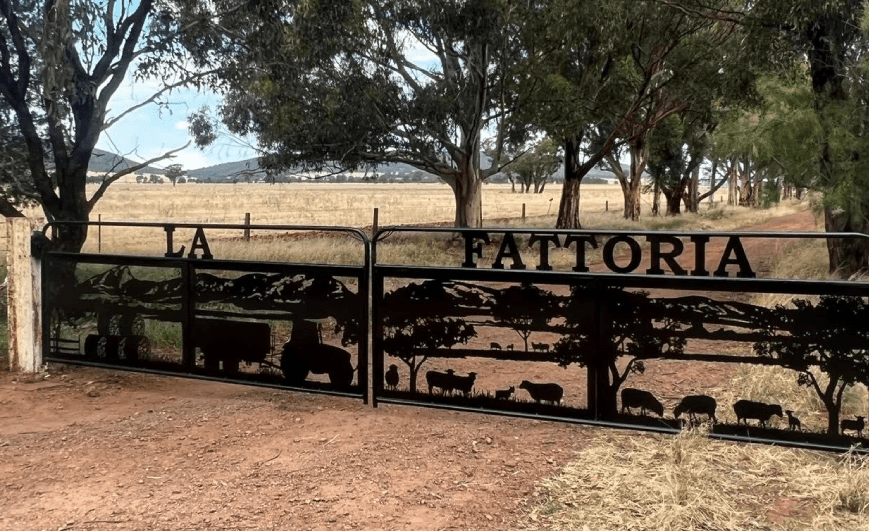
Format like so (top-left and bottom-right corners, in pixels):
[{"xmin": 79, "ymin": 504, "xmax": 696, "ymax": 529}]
[
  {"xmin": 733, "ymin": 400, "xmax": 783, "ymax": 428},
  {"xmin": 425, "ymin": 370, "xmax": 476, "ymax": 397},
  {"xmin": 495, "ymin": 386, "xmax": 515, "ymax": 400},
  {"xmin": 785, "ymin": 410, "xmax": 802, "ymax": 432},
  {"xmin": 674, "ymin": 395, "xmax": 717, "ymax": 424},
  {"xmin": 519, "ymin": 381, "xmax": 563, "ymax": 405},
  {"xmin": 620, "ymin": 388, "xmax": 664, "ymax": 417},
  {"xmin": 841, "ymin": 416, "xmax": 865, "ymax": 438}
]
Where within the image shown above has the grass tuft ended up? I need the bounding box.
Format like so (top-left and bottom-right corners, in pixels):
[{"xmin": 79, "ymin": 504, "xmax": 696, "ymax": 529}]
[
  {"xmin": 837, "ymin": 450, "xmax": 869, "ymax": 515},
  {"xmin": 521, "ymin": 431, "xmax": 869, "ymax": 530}
]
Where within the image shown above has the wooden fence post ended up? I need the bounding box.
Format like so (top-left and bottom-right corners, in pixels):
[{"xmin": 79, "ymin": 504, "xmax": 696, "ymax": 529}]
[
  {"xmin": 6, "ymin": 217, "xmax": 42, "ymax": 372},
  {"xmin": 372, "ymin": 208, "xmax": 379, "ymax": 237},
  {"xmin": 244, "ymin": 213, "xmax": 251, "ymax": 242},
  {"xmin": 521, "ymin": 203, "xmax": 526, "ymax": 222}
]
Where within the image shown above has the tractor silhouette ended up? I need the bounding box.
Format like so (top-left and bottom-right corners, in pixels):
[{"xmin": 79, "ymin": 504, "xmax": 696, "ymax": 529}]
[{"xmin": 280, "ymin": 319, "xmax": 354, "ymax": 387}]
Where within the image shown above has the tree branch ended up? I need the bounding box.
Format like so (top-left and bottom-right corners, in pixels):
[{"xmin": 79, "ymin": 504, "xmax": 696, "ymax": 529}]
[
  {"xmin": 103, "ymin": 69, "xmax": 219, "ymax": 130},
  {"xmin": 86, "ymin": 141, "xmax": 190, "ymax": 210}
]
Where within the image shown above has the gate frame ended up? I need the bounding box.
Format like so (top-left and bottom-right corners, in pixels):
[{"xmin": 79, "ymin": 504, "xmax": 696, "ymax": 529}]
[
  {"xmin": 36, "ymin": 220, "xmax": 371, "ymax": 403},
  {"xmin": 370, "ymin": 226, "xmax": 869, "ymax": 452}
]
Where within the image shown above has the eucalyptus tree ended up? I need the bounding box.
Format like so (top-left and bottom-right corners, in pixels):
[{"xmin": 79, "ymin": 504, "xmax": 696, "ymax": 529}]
[
  {"xmin": 521, "ymin": 0, "xmax": 745, "ymax": 227},
  {"xmin": 729, "ymin": 0, "xmax": 869, "ymax": 274},
  {"xmin": 645, "ymin": 111, "xmax": 723, "ymax": 215},
  {"xmin": 0, "ymin": 0, "xmax": 221, "ymax": 251},
  {"xmin": 196, "ymin": 0, "xmax": 527, "ymax": 228},
  {"xmin": 501, "ymin": 137, "xmax": 560, "ymax": 193}
]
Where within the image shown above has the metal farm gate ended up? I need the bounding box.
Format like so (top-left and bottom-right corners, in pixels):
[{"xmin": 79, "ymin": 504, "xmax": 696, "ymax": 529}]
[
  {"xmin": 36, "ymin": 221, "xmax": 869, "ymax": 451},
  {"xmin": 370, "ymin": 227, "xmax": 869, "ymax": 452},
  {"xmin": 40, "ymin": 221, "xmax": 369, "ymax": 402}
]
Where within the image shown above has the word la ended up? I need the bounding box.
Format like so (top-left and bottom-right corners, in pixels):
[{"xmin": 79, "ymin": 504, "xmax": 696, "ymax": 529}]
[{"xmin": 164, "ymin": 226, "xmax": 213, "ymax": 259}]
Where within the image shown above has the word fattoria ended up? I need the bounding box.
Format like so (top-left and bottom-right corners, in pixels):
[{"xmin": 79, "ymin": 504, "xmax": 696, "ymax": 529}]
[{"xmin": 461, "ymin": 232, "xmax": 755, "ymax": 278}]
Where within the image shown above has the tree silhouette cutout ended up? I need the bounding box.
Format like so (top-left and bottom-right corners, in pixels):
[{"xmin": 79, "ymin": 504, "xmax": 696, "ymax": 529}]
[
  {"xmin": 383, "ymin": 317, "xmax": 476, "ymax": 393},
  {"xmin": 754, "ymin": 295, "xmax": 869, "ymax": 435},
  {"xmin": 552, "ymin": 285, "xmax": 686, "ymax": 418},
  {"xmin": 492, "ymin": 283, "xmax": 559, "ymax": 352}
]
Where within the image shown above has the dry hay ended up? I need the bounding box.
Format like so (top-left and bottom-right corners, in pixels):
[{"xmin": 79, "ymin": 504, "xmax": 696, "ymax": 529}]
[{"xmin": 521, "ymin": 429, "xmax": 869, "ymax": 530}]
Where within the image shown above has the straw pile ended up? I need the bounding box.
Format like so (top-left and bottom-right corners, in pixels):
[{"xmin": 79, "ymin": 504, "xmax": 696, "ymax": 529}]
[{"xmin": 521, "ymin": 429, "xmax": 869, "ymax": 530}]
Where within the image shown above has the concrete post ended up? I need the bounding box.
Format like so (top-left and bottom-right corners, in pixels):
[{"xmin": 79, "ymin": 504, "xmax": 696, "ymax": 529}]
[{"xmin": 6, "ymin": 217, "xmax": 42, "ymax": 372}]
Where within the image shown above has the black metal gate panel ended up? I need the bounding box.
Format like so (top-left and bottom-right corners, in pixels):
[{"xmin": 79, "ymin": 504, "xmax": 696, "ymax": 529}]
[
  {"xmin": 41, "ymin": 222, "xmax": 369, "ymax": 402},
  {"xmin": 371, "ymin": 227, "xmax": 869, "ymax": 451}
]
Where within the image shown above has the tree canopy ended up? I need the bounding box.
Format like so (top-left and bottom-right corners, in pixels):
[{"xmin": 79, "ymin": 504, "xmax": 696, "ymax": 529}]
[
  {"xmin": 0, "ymin": 0, "xmax": 219, "ymax": 250},
  {"xmin": 194, "ymin": 0, "xmax": 529, "ymax": 227}
]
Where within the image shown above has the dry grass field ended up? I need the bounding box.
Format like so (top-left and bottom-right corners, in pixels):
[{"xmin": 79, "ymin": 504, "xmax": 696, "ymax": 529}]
[
  {"xmin": 9, "ymin": 180, "xmax": 803, "ymax": 261},
  {"xmin": 7, "ymin": 181, "xmax": 638, "ymax": 256}
]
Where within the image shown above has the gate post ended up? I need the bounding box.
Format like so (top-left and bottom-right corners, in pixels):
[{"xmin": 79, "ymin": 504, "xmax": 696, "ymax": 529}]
[{"xmin": 6, "ymin": 217, "xmax": 42, "ymax": 372}]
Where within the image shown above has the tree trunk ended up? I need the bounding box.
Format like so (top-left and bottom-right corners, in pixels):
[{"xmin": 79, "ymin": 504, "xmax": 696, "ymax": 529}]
[
  {"xmin": 557, "ymin": 175, "xmax": 583, "ymax": 229},
  {"xmin": 406, "ymin": 359, "xmax": 424, "ymax": 394},
  {"xmin": 663, "ymin": 187, "xmax": 684, "ymax": 215},
  {"xmin": 824, "ymin": 206, "xmax": 869, "ymax": 276},
  {"xmin": 48, "ymin": 165, "xmax": 91, "ymax": 253},
  {"xmin": 728, "ymin": 159, "xmax": 738, "ymax": 206},
  {"xmin": 622, "ymin": 142, "xmax": 649, "ymax": 221},
  {"xmin": 448, "ymin": 168, "xmax": 483, "ymax": 228},
  {"xmin": 685, "ymin": 164, "xmax": 700, "ymax": 213},
  {"xmin": 651, "ymin": 180, "xmax": 660, "ymax": 216},
  {"xmin": 556, "ymin": 137, "xmax": 584, "ymax": 229}
]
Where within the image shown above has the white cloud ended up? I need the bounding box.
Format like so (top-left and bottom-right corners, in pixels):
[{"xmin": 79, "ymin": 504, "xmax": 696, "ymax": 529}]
[
  {"xmin": 164, "ymin": 149, "xmax": 211, "ymax": 171},
  {"xmin": 175, "ymin": 120, "xmax": 190, "ymax": 131}
]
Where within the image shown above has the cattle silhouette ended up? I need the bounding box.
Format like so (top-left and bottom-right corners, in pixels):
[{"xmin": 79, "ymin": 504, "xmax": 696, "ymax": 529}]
[{"xmin": 281, "ymin": 319, "xmax": 354, "ymax": 387}]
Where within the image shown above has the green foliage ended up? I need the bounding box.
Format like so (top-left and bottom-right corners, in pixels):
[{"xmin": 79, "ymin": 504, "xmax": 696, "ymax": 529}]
[
  {"xmin": 164, "ymin": 164, "xmax": 187, "ymax": 187},
  {"xmin": 714, "ymin": 73, "xmax": 820, "ymax": 187},
  {"xmin": 0, "ymin": 0, "xmax": 221, "ymax": 249},
  {"xmin": 145, "ymin": 320, "xmax": 182, "ymax": 349},
  {"xmin": 200, "ymin": 0, "xmax": 530, "ymax": 227},
  {"xmin": 498, "ymin": 137, "xmax": 561, "ymax": 193}
]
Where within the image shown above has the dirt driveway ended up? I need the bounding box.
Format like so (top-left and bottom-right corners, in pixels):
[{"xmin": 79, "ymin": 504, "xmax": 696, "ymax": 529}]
[{"xmin": 0, "ymin": 210, "xmax": 820, "ymax": 531}]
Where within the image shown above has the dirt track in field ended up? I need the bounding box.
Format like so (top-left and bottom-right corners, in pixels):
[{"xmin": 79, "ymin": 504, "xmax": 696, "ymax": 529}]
[{"xmin": 0, "ymin": 210, "xmax": 819, "ymax": 531}]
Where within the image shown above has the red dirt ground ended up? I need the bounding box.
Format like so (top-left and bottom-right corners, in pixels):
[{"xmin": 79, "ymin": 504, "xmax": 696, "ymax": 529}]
[{"xmin": 0, "ymin": 210, "xmax": 819, "ymax": 531}]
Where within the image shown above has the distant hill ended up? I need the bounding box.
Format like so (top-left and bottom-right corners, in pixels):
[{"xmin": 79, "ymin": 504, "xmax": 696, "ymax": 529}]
[
  {"xmin": 96, "ymin": 150, "xmax": 624, "ymax": 183},
  {"xmin": 88, "ymin": 148, "xmax": 164, "ymax": 175},
  {"xmin": 187, "ymin": 158, "xmax": 263, "ymax": 181}
]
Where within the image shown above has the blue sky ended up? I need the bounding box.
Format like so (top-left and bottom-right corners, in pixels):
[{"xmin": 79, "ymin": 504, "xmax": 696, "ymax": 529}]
[
  {"xmin": 95, "ymin": 73, "xmax": 258, "ymax": 171},
  {"xmin": 94, "ymin": 33, "xmax": 443, "ymax": 172}
]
